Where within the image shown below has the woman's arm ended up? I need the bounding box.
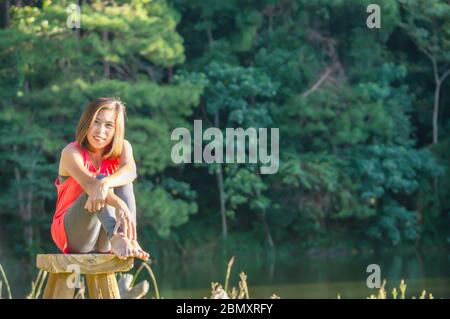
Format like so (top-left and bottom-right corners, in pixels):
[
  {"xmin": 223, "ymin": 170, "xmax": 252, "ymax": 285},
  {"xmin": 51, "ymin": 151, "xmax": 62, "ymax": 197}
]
[
  {"xmin": 60, "ymin": 144, "xmax": 109, "ymax": 210},
  {"xmin": 102, "ymin": 139, "xmax": 137, "ymax": 188},
  {"xmin": 82, "ymin": 179, "xmax": 136, "ymax": 240},
  {"xmin": 105, "ymin": 189, "xmax": 136, "ymax": 240}
]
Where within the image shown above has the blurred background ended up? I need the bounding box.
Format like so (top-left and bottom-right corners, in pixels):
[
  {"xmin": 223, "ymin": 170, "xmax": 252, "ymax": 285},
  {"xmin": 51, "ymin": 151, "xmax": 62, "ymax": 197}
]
[{"xmin": 0, "ymin": 0, "xmax": 449, "ymax": 298}]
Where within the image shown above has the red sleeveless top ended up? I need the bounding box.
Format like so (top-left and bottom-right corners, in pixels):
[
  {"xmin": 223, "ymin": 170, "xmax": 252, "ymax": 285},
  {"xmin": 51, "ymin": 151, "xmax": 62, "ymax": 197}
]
[{"xmin": 51, "ymin": 141, "xmax": 121, "ymax": 253}]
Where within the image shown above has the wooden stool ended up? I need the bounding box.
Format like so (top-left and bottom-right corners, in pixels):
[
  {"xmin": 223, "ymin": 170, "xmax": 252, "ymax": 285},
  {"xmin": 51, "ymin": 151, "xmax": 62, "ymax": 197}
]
[{"xmin": 36, "ymin": 254, "xmax": 133, "ymax": 299}]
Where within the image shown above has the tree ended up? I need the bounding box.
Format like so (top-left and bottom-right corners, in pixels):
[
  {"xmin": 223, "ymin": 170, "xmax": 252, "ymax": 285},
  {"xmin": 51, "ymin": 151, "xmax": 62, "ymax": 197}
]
[
  {"xmin": 400, "ymin": 0, "xmax": 450, "ymax": 145},
  {"xmin": 0, "ymin": 0, "xmax": 204, "ymax": 255},
  {"xmin": 200, "ymin": 61, "xmax": 277, "ymax": 242}
]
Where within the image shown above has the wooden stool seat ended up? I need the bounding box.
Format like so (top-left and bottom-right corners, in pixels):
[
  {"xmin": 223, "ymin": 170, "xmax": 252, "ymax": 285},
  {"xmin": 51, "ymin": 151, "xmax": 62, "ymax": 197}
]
[{"xmin": 36, "ymin": 254, "xmax": 134, "ymax": 299}]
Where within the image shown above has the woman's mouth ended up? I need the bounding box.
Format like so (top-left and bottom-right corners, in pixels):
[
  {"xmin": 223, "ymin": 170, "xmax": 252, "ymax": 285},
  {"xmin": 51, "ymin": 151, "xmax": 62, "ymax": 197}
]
[{"xmin": 93, "ymin": 136, "xmax": 105, "ymax": 143}]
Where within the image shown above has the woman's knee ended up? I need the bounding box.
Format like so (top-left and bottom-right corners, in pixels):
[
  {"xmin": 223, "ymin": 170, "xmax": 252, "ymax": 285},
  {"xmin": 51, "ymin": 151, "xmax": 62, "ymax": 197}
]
[
  {"xmin": 96, "ymin": 174, "xmax": 133, "ymax": 193},
  {"xmin": 114, "ymin": 182, "xmax": 134, "ymax": 196},
  {"xmin": 96, "ymin": 173, "xmax": 135, "ymax": 203}
]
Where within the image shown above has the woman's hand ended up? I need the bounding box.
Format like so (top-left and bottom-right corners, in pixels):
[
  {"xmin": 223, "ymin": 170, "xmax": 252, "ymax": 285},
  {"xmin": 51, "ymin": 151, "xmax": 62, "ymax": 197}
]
[
  {"xmin": 84, "ymin": 177, "xmax": 109, "ymax": 212},
  {"xmin": 84, "ymin": 196, "xmax": 96, "ymax": 213},
  {"xmin": 113, "ymin": 200, "xmax": 136, "ymax": 241}
]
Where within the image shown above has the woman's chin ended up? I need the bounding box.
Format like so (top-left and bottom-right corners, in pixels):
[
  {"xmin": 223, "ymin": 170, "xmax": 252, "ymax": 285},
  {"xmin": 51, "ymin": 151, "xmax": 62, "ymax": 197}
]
[{"xmin": 88, "ymin": 141, "xmax": 104, "ymax": 151}]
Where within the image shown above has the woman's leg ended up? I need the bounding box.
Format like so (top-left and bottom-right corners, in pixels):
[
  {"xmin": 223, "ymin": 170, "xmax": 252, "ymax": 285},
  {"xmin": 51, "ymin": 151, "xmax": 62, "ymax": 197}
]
[
  {"xmin": 64, "ymin": 175, "xmax": 118, "ymax": 253},
  {"xmin": 64, "ymin": 191, "xmax": 103, "ymax": 253},
  {"xmin": 64, "ymin": 174, "xmax": 148, "ymax": 260},
  {"xmin": 98, "ymin": 176, "xmax": 149, "ymax": 260},
  {"xmin": 113, "ymin": 181, "xmax": 137, "ymax": 224},
  {"xmin": 95, "ymin": 228, "xmax": 111, "ymax": 252},
  {"xmin": 95, "ymin": 176, "xmax": 138, "ymax": 251}
]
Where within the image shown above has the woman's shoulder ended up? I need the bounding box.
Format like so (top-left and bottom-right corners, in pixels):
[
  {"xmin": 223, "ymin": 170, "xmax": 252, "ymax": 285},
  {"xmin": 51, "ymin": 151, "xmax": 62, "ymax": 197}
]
[
  {"xmin": 117, "ymin": 139, "xmax": 132, "ymax": 161},
  {"xmin": 59, "ymin": 141, "xmax": 83, "ymax": 176},
  {"xmin": 123, "ymin": 139, "xmax": 132, "ymax": 151},
  {"xmin": 61, "ymin": 141, "xmax": 84, "ymax": 157}
]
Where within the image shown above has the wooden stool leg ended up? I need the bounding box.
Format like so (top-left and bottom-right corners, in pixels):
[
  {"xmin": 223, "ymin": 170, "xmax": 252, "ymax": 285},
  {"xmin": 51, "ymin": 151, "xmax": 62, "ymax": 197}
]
[
  {"xmin": 85, "ymin": 273, "xmax": 121, "ymax": 299},
  {"xmin": 43, "ymin": 273, "xmax": 75, "ymax": 299}
]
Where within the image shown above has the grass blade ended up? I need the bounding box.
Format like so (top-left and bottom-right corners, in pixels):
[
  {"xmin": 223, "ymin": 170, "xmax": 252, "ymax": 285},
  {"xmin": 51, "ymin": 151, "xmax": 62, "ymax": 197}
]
[{"xmin": 0, "ymin": 264, "xmax": 12, "ymax": 299}]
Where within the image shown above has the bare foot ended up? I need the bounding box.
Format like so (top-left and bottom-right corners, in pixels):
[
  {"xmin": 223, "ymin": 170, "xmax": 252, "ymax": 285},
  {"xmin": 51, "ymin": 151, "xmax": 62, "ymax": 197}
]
[
  {"xmin": 110, "ymin": 234, "xmax": 140, "ymax": 260},
  {"xmin": 131, "ymin": 239, "xmax": 150, "ymax": 262}
]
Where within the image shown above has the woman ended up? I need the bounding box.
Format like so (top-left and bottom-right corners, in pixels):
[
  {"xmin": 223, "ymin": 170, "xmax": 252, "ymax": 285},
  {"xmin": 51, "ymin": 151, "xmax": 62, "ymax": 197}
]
[{"xmin": 51, "ymin": 97, "xmax": 149, "ymax": 261}]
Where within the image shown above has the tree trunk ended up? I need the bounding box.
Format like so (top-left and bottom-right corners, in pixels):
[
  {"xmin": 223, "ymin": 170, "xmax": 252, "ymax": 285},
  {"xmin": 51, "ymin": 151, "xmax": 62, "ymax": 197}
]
[
  {"xmin": 0, "ymin": 0, "xmax": 10, "ymax": 28},
  {"xmin": 25, "ymin": 189, "xmax": 33, "ymax": 247},
  {"xmin": 255, "ymin": 186, "xmax": 275, "ymax": 250},
  {"xmin": 13, "ymin": 145, "xmax": 39, "ymax": 248},
  {"xmin": 167, "ymin": 66, "xmax": 173, "ymax": 82},
  {"xmin": 430, "ymin": 57, "xmax": 450, "ymax": 145},
  {"xmin": 102, "ymin": 30, "xmax": 110, "ymax": 79},
  {"xmin": 216, "ymin": 165, "xmax": 227, "ymax": 240},
  {"xmin": 432, "ymin": 82, "xmax": 440, "ymax": 145},
  {"xmin": 14, "ymin": 152, "xmax": 33, "ymax": 247},
  {"xmin": 206, "ymin": 24, "xmax": 214, "ymax": 51},
  {"xmin": 415, "ymin": 193, "xmax": 423, "ymax": 248},
  {"xmin": 266, "ymin": 5, "xmax": 274, "ymax": 34},
  {"xmin": 260, "ymin": 210, "xmax": 274, "ymax": 249},
  {"xmin": 214, "ymin": 112, "xmax": 227, "ymax": 240}
]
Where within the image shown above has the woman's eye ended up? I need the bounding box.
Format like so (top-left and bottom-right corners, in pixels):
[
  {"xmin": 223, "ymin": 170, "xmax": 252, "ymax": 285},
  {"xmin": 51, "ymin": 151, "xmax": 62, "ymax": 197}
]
[{"xmin": 107, "ymin": 124, "xmax": 114, "ymax": 128}]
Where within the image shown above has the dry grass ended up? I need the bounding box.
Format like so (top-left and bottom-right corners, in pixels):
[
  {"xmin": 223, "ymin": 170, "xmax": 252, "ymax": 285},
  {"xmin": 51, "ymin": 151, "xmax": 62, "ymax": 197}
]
[
  {"xmin": 0, "ymin": 263, "xmax": 12, "ymax": 299},
  {"xmin": 208, "ymin": 256, "xmax": 280, "ymax": 299},
  {"xmin": 27, "ymin": 269, "xmax": 48, "ymax": 299},
  {"xmin": 366, "ymin": 279, "xmax": 434, "ymax": 299},
  {"xmin": 130, "ymin": 260, "xmax": 160, "ymax": 299}
]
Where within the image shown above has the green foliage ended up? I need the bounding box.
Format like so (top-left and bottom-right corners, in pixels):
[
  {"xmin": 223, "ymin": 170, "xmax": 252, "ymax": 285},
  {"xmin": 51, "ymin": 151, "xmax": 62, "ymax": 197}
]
[
  {"xmin": 345, "ymin": 145, "xmax": 442, "ymax": 245},
  {"xmin": 0, "ymin": 0, "xmax": 449, "ymax": 258},
  {"xmin": 0, "ymin": 0, "xmax": 201, "ymax": 255},
  {"xmin": 136, "ymin": 183, "xmax": 198, "ymax": 238}
]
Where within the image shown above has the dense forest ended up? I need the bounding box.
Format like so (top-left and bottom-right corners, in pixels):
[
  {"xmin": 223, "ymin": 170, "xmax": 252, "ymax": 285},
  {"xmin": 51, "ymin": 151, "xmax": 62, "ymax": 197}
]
[{"xmin": 0, "ymin": 0, "xmax": 449, "ymax": 261}]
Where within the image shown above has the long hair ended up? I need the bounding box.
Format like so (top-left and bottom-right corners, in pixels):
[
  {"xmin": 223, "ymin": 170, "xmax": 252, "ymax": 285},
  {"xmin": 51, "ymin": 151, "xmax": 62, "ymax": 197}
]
[{"xmin": 75, "ymin": 97, "xmax": 126, "ymax": 159}]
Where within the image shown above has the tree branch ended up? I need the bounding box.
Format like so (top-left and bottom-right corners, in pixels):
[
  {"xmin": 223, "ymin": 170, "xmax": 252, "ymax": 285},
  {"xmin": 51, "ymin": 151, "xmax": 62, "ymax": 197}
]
[
  {"xmin": 439, "ymin": 68, "xmax": 450, "ymax": 83},
  {"xmin": 301, "ymin": 29, "xmax": 345, "ymax": 98},
  {"xmin": 301, "ymin": 65, "xmax": 334, "ymax": 98}
]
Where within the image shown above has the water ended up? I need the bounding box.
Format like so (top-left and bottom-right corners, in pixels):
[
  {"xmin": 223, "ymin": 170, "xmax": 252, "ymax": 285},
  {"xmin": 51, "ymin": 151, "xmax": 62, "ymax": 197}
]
[
  {"xmin": 153, "ymin": 248, "xmax": 450, "ymax": 299},
  {"xmin": 1, "ymin": 248, "xmax": 449, "ymax": 299}
]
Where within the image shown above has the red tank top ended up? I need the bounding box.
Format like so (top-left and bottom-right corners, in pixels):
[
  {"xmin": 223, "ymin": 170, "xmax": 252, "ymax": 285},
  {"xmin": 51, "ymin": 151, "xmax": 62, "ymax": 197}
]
[{"xmin": 51, "ymin": 141, "xmax": 121, "ymax": 253}]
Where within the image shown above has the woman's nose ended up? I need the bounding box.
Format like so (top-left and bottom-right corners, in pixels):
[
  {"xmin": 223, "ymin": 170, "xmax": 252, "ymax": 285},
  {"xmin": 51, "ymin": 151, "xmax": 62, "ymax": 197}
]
[{"xmin": 96, "ymin": 125, "xmax": 106, "ymax": 135}]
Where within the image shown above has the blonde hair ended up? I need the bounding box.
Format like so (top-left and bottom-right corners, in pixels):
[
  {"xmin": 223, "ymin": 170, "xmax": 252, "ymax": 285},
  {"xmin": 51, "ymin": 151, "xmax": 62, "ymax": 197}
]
[{"xmin": 75, "ymin": 97, "xmax": 126, "ymax": 159}]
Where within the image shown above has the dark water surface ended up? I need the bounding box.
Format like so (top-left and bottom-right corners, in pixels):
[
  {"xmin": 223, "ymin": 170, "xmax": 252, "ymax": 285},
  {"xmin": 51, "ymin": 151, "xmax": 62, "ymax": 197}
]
[{"xmin": 1, "ymin": 248, "xmax": 449, "ymax": 299}]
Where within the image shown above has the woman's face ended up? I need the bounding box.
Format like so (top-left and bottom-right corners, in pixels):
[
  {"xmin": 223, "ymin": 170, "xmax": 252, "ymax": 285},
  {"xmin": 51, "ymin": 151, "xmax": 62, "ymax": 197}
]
[{"xmin": 87, "ymin": 108, "xmax": 116, "ymax": 152}]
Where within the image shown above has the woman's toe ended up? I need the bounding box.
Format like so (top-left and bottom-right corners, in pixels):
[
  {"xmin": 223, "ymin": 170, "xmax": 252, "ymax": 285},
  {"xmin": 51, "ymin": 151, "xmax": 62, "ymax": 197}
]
[{"xmin": 137, "ymin": 251, "xmax": 145, "ymax": 260}]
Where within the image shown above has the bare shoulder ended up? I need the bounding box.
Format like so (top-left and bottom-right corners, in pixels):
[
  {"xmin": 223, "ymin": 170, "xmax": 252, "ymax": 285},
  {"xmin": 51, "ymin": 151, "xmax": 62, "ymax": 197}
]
[
  {"xmin": 59, "ymin": 143, "xmax": 82, "ymax": 175},
  {"xmin": 61, "ymin": 143, "xmax": 80, "ymax": 158},
  {"xmin": 122, "ymin": 139, "xmax": 133, "ymax": 154},
  {"xmin": 123, "ymin": 139, "xmax": 132, "ymax": 149},
  {"xmin": 120, "ymin": 139, "xmax": 135, "ymax": 164}
]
